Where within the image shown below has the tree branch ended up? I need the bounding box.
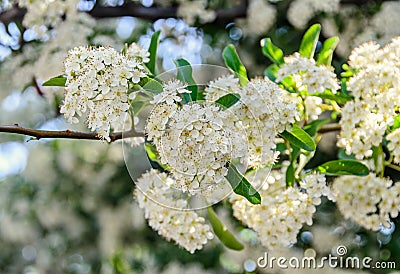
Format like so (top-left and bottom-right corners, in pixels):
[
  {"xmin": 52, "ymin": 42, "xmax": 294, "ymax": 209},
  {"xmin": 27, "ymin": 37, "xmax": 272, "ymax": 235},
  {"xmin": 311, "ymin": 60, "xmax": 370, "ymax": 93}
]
[
  {"xmin": 0, "ymin": 125, "xmax": 144, "ymax": 142},
  {"xmin": 0, "ymin": 122, "xmax": 339, "ymax": 143}
]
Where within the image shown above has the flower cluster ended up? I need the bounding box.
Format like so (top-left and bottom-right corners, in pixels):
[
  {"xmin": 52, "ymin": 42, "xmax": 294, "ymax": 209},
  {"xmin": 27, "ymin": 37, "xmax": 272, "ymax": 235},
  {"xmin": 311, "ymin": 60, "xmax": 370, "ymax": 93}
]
[
  {"xmin": 134, "ymin": 169, "xmax": 214, "ymax": 253},
  {"xmin": 332, "ymin": 174, "xmax": 400, "ymax": 231},
  {"xmin": 236, "ymin": 0, "xmax": 276, "ymax": 36},
  {"xmin": 177, "ymin": 0, "xmax": 216, "ymax": 25},
  {"xmin": 18, "ymin": 0, "xmax": 78, "ymax": 38},
  {"xmin": 61, "ymin": 44, "xmax": 149, "ymax": 141},
  {"xmin": 206, "ymin": 76, "xmax": 301, "ymax": 167},
  {"xmin": 277, "ymin": 52, "xmax": 339, "ymax": 94},
  {"xmin": 231, "ymin": 168, "xmax": 333, "ymax": 250},
  {"xmin": 338, "ymin": 38, "xmax": 400, "ymax": 160},
  {"xmin": 288, "ymin": 0, "xmax": 340, "ymax": 29},
  {"xmin": 147, "ymin": 80, "xmax": 246, "ymax": 193}
]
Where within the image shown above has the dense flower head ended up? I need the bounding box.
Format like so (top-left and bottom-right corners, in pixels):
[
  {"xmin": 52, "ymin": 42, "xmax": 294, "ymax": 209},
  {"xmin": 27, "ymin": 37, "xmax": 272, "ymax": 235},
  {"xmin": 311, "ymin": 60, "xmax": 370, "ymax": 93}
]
[
  {"xmin": 332, "ymin": 174, "xmax": 400, "ymax": 231},
  {"xmin": 207, "ymin": 76, "xmax": 301, "ymax": 168},
  {"xmin": 61, "ymin": 44, "xmax": 149, "ymax": 141},
  {"xmin": 205, "ymin": 75, "xmax": 241, "ymax": 102},
  {"xmin": 231, "ymin": 168, "xmax": 333, "ymax": 250},
  {"xmin": 277, "ymin": 52, "xmax": 339, "ymax": 94},
  {"xmin": 134, "ymin": 169, "xmax": 214, "ymax": 253},
  {"xmin": 147, "ymin": 80, "xmax": 247, "ymax": 193},
  {"xmin": 338, "ymin": 38, "xmax": 400, "ymax": 159}
]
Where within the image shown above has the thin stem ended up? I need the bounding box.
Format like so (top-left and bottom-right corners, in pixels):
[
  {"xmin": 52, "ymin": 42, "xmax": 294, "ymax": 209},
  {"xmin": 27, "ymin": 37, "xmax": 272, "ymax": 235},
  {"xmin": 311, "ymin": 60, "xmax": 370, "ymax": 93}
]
[
  {"xmin": 318, "ymin": 123, "xmax": 341, "ymax": 133},
  {"xmin": 0, "ymin": 122, "xmax": 339, "ymax": 143},
  {"xmin": 0, "ymin": 124, "xmax": 144, "ymax": 142},
  {"xmin": 387, "ymin": 164, "xmax": 400, "ymax": 173}
]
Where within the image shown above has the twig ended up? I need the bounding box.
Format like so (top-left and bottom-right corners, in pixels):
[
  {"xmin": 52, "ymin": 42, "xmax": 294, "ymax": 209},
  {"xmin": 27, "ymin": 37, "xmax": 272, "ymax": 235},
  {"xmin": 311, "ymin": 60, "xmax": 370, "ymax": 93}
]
[
  {"xmin": 0, "ymin": 125, "xmax": 145, "ymax": 142},
  {"xmin": 318, "ymin": 123, "xmax": 341, "ymax": 133},
  {"xmin": 0, "ymin": 122, "xmax": 339, "ymax": 143},
  {"xmin": 387, "ymin": 164, "xmax": 400, "ymax": 173}
]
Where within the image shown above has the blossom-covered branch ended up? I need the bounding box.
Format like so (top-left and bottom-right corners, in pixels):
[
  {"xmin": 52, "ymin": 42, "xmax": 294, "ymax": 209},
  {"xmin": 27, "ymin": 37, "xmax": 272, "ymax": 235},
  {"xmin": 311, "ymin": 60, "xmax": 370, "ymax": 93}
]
[
  {"xmin": 0, "ymin": 125, "xmax": 144, "ymax": 142},
  {"xmin": 0, "ymin": 122, "xmax": 340, "ymax": 143}
]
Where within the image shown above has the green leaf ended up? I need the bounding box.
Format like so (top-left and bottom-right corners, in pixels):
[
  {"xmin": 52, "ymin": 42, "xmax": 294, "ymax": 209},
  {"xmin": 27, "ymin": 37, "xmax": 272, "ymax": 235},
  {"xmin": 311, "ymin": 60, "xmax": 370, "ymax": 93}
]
[
  {"xmin": 280, "ymin": 125, "xmax": 316, "ymax": 152},
  {"xmin": 303, "ymin": 119, "xmax": 330, "ymax": 137},
  {"xmin": 174, "ymin": 58, "xmax": 198, "ymax": 102},
  {"xmin": 144, "ymin": 142, "xmax": 170, "ymax": 171},
  {"xmin": 223, "ymin": 44, "xmax": 248, "ymax": 86},
  {"xmin": 311, "ymin": 90, "xmax": 353, "ymax": 105},
  {"xmin": 338, "ymin": 149, "xmax": 356, "ymax": 160},
  {"xmin": 215, "ymin": 93, "xmax": 240, "ymax": 109},
  {"xmin": 264, "ymin": 64, "xmax": 279, "ymax": 81},
  {"xmin": 141, "ymin": 77, "xmax": 163, "ymax": 94},
  {"xmin": 286, "ymin": 162, "xmax": 296, "ymax": 187},
  {"xmin": 299, "ymin": 24, "xmax": 321, "ymax": 58},
  {"xmin": 207, "ymin": 207, "xmax": 244, "ymax": 250},
  {"xmin": 391, "ymin": 114, "xmax": 400, "ymax": 130},
  {"xmin": 317, "ymin": 36, "xmax": 339, "ymax": 65},
  {"xmin": 146, "ymin": 30, "xmax": 161, "ymax": 75},
  {"xmin": 131, "ymin": 100, "xmax": 146, "ymax": 115},
  {"xmin": 275, "ymin": 142, "xmax": 287, "ymax": 153},
  {"xmin": 260, "ymin": 38, "xmax": 284, "ymax": 65},
  {"xmin": 226, "ymin": 164, "xmax": 261, "ymax": 204},
  {"xmin": 42, "ymin": 75, "xmax": 66, "ymax": 87},
  {"xmin": 316, "ymin": 160, "xmax": 369, "ymax": 176}
]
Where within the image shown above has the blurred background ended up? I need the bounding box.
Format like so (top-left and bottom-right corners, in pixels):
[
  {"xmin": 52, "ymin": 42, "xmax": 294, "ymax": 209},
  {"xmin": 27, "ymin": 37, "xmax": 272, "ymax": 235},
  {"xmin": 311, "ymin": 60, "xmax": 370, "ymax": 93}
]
[{"xmin": 1, "ymin": 0, "xmax": 400, "ymax": 273}]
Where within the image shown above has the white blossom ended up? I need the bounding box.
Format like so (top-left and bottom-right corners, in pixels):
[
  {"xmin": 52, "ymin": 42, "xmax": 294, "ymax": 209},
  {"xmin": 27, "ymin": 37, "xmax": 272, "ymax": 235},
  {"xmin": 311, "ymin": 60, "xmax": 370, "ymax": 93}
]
[
  {"xmin": 288, "ymin": 0, "xmax": 340, "ymax": 29},
  {"xmin": 134, "ymin": 169, "xmax": 214, "ymax": 253},
  {"xmin": 338, "ymin": 38, "xmax": 400, "ymax": 160},
  {"xmin": 206, "ymin": 77, "xmax": 301, "ymax": 168},
  {"xmin": 236, "ymin": 0, "xmax": 276, "ymax": 36},
  {"xmin": 146, "ymin": 82, "xmax": 247, "ymax": 193},
  {"xmin": 277, "ymin": 52, "xmax": 339, "ymax": 94},
  {"xmin": 176, "ymin": 0, "xmax": 216, "ymax": 25},
  {"xmin": 231, "ymin": 169, "xmax": 333, "ymax": 250},
  {"xmin": 332, "ymin": 174, "xmax": 400, "ymax": 231},
  {"xmin": 61, "ymin": 44, "xmax": 149, "ymax": 141}
]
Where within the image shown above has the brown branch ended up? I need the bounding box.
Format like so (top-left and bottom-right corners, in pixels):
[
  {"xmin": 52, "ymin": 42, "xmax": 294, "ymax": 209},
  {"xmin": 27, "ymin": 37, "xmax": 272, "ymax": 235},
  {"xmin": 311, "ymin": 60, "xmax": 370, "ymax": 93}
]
[
  {"xmin": 0, "ymin": 125, "xmax": 145, "ymax": 142},
  {"xmin": 0, "ymin": 5, "xmax": 25, "ymax": 24},
  {"xmin": 318, "ymin": 123, "xmax": 341, "ymax": 133}
]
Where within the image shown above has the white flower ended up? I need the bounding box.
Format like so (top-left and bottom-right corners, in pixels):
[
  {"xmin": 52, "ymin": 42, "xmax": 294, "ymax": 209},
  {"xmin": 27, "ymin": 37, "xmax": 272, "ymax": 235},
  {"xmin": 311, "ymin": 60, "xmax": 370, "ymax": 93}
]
[
  {"xmin": 236, "ymin": 0, "xmax": 276, "ymax": 36},
  {"xmin": 61, "ymin": 45, "xmax": 149, "ymax": 141},
  {"xmin": 234, "ymin": 78, "xmax": 301, "ymax": 167},
  {"xmin": 231, "ymin": 169, "xmax": 332, "ymax": 250},
  {"xmin": 18, "ymin": 0, "xmax": 80, "ymax": 38},
  {"xmin": 332, "ymin": 174, "xmax": 400, "ymax": 230},
  {"xmin": 287, "ymin": 0, "xmax": 340, "ymax": 29},
  {"xmin": 387, "ymin": 129, "xmax": 400, "ymax": 164},
  {"xmin": 147, "ymin": 100, "xmax": 246, "ymax": 193},
  {"xmin": 177, "ymin": 0, "xmax": 216, "ymax": 25},
  {"xmin": 277, "ymin": 52, "xmax": 339, "ymax": 94},
  {"xmin": 126, "ymin": 43, "xmax": 151, "ymax": 63},
  {"xmin": 205, "ymin": 75, "xmax": 241, "ymax": 102},
  {"xmin": 338, "ymin": 38, "xmax": 400, "ymax": 161},
  {"xmin": 134, "ymin": 169, "xmax": 214, "ymax": 253}
]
